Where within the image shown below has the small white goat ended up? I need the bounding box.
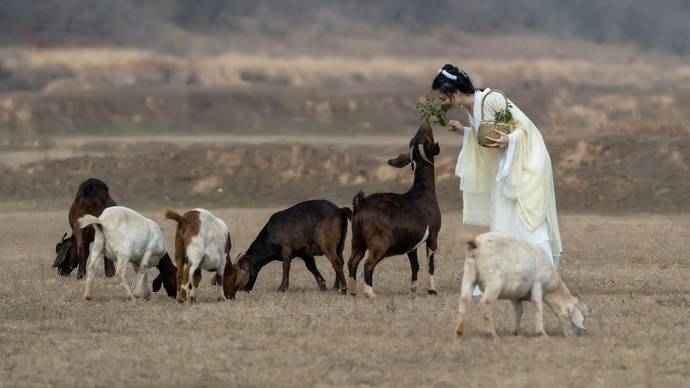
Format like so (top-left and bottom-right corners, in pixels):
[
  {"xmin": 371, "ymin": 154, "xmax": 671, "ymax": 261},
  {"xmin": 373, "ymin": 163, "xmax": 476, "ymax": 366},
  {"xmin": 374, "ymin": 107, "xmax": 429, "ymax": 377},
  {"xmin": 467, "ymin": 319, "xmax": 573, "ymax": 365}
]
[
  {"xmin": 165, "ymin": 208, "xmax": 230, "ymax": 303},
  {"xmin": 78, "ymin": 206, "xmax": 167, "ymax": 301},
  {"xmin": 456, "ymin": 232, "xmax": 587, "ymax": 337}
]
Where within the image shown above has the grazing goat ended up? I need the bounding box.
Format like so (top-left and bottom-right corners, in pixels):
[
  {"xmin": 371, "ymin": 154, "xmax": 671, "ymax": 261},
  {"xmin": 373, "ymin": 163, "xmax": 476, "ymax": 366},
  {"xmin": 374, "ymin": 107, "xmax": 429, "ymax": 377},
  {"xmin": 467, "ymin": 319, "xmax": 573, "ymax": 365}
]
[
  {"xmin": 347, "ymin": 123, "xmax": 441, "ymax": 298},
  {"xmin": 54, "ymin": 179, "xmax": 177, "ymax": 297},
  {"xmin": 238, "ymin": 200, "xmax": 351, "ymax": 293},
  {"xmin": 151, "ymin": 252, "xmax": 178, "ymax": 298},
  {"xmin": 455, "ymin": 232, "xmax": 588, "ymax": 337},
  {"xmin": 52, "ymin": 232, "xmax": 77, "ymax": 276},
  {"xmin": 78, "ymin": 206, "xmax": 168, "ymax": 301},
  {"xmin": 165, "ymin": 208, "xmax": 241, "ymax": 303},
  {"xmin": 55, "ymin": 178, "xmax": 117, "ymax": 278}
]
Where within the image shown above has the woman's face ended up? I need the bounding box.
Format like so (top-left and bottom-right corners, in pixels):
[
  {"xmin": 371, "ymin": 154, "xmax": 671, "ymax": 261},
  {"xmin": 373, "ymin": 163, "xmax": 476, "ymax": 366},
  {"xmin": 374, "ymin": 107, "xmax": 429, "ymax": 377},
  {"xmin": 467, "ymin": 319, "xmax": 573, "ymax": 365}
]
[{"xmin": 437, "ymin": 90, "xmax": 471, "ymax": 109}]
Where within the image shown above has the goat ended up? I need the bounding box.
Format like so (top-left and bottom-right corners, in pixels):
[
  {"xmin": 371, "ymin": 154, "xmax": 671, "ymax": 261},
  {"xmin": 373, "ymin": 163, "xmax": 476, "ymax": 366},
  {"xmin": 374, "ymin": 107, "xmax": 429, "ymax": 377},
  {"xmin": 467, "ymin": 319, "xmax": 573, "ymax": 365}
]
[
  {"xmin": 78, "ymin": 206, "xmax": 168, "ymax": 301},
  {"xmin": 52, "ymin": 232, "xmax": 77, "ymax": 276},
  {"xmin": 55, "ymin": 179, "xmax": 177, "ymax": 297},
  {"xmin": 56, "ymin": 178, "xmax": 117, "ymax": 278},
  {"xmin": 455, "ymin": 232, "xmax": 588, "ymax": 337},
  {"xmin": 238, "ymin": 200, "xmax": 351, "ymax": 293},
  {"xmin": 165, "ymin": 208, "xmax": 240, "ymax": 303},
  {"xmin": 151, "ymin": 252, "xmax": 178, "ymax": 298},
  {"xmin": 347, "ymin": 123, "xmax": 441, "ymax": 298}
]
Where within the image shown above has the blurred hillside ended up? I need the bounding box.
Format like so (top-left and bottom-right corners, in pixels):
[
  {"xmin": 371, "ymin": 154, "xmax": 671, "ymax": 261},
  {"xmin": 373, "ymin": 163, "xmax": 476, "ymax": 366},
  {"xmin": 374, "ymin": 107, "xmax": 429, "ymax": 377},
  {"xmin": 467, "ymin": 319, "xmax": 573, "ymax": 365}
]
[
  {"xmin": 2, "ymin": 0, "xmax": 690, "ymax": 55},
  {"xmin": 1, "ymin": 1, "xmax": 689, "ymax": 137}
]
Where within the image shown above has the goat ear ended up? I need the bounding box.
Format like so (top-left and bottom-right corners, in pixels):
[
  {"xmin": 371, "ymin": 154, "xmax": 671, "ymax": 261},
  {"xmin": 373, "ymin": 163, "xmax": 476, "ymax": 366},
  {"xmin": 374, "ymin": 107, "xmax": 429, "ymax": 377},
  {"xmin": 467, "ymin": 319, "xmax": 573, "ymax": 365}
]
[
  {"xmin": 570, "ymin": 307, "xmax": 586, "ymax": 331},
  {"xmin": 234, "ymin": 269, "xmax": 246, "ymax": 287},
  {"xmin": 388, "ymin": 153, "xmax": 411, "ymax": 168}
]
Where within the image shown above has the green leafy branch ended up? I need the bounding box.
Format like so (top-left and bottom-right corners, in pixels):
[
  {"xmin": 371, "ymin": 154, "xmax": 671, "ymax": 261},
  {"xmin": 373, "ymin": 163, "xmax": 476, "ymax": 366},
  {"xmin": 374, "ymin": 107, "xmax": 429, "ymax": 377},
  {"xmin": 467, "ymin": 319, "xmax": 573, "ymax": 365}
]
[
  {"xmin": 416, "ymin": 96, "xmax": 449, "ymax": 127},
  {"xmin": 493, "ymin": 101, "xmax": 514, "ymax": 124}
]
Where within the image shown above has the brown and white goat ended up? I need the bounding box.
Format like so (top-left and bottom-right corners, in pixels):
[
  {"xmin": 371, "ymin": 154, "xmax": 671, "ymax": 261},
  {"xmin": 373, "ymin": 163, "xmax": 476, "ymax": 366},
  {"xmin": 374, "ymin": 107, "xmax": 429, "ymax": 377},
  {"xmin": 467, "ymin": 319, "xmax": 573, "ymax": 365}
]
[
  {"xmin": 165, "ymin": 208, "xmax": 243, "ymax": 302},
  {"xmin": 455, "ymin": 232, "xmax": 588, "ymax": 337},
  {"xmin": 347, "ymin": 123, "xmax": 442, "ymax": 298}
]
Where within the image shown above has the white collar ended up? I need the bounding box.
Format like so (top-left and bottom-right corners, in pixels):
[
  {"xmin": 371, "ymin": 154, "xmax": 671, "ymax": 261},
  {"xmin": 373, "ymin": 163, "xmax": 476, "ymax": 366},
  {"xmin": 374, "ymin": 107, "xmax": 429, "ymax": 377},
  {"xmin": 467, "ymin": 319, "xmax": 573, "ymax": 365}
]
[{"xmin": 470, "ymin": 88, "xmax": 491, "ymax": 129}]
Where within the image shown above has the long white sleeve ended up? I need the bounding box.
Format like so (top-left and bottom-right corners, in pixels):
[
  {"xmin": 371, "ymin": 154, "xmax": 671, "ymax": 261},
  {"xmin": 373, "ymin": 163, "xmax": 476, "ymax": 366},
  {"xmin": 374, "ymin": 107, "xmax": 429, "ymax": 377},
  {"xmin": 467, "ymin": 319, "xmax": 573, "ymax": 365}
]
[
  {"xmin": 496, "ymin": 131, "xmax": 519, "ymax": 182},
  {"xmin": 454, "ymin": 126, "xmax": 472, "ymax": 178}
]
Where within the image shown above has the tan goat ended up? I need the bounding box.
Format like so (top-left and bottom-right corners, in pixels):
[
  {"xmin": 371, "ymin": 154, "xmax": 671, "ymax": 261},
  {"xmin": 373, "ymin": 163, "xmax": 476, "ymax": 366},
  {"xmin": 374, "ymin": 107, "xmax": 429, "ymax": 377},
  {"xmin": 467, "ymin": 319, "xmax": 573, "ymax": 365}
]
[{"xmin": 456, "ymin": 232, "xmax": 588, "ymax": 337}]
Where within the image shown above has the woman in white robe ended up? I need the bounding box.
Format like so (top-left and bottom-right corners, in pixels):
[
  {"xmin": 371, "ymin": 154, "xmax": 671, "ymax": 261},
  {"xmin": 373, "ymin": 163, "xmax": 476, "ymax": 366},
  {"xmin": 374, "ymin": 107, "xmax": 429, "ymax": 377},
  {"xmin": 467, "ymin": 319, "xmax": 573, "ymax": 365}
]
[{"xmin": 432, "ymin": 64, "xmax": 562, "ymax": 268}]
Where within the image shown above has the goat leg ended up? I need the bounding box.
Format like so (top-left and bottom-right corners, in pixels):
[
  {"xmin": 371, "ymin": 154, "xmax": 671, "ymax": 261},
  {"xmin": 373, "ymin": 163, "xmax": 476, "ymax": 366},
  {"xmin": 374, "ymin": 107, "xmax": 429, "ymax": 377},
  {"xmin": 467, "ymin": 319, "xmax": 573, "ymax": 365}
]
[
  {"xmin": 75, "ymin": 226, "xmax": 87, "ymax": 279},
  {"xmin": 511, "ymin": 300, "xmax": 523, "ymax": 335},
  {"xmin": 103, "ymin": 256, "xmax": 116, "ymax": 278},
  {"xmin": 277, "ymin": 257, "xmax": 291, "ymax": 292},
  {"xmin": 346, "ymin": 250, "xmax": 366, "ymax": 296},
  {"xmin": 426, "ymin": 245, "xmax": 437, "ymax": 295},
  {"xmin": 531, "ymin": 283, "xmax": 548, "ymax": 337},
  {"xmin": 302, "ymin": 255, "xmax": 327, "ymax": 291},
  {"xmin": 407, "ymin": 251, "xmax": 420, "ymax": 295}
]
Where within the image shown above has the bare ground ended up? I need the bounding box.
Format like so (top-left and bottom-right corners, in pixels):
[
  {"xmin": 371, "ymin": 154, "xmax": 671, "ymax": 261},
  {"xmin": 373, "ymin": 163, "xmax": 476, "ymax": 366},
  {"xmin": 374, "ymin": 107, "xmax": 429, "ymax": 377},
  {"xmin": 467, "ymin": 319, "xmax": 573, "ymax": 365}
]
[
  {"xmin": 1, "ymin": 133, "xmax": 688, "ymax": 214},
  {"xmin": 1, "ymin": 208, "xmax": 689, "ymax": 387}
]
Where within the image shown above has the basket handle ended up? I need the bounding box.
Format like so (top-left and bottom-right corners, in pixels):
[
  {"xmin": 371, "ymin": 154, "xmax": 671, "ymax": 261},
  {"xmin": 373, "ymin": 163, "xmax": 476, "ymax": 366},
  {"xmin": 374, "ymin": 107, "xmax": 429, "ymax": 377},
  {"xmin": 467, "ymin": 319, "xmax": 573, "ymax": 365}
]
[{"xmin": 479, "ymin": 89, "xmax": 510, "ymax": 122}]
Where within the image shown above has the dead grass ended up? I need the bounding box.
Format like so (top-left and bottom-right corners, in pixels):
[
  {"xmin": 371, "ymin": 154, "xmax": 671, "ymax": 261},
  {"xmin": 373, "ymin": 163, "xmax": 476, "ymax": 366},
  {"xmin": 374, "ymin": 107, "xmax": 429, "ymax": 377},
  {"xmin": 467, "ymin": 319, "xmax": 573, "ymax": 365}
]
[
  {"xmin": 1, "ymin": 208, "xmax": 689, "ymax": 387},
  {"xmin": 3, "ymin": 46, "xmax": 689, "ymax": 92}
]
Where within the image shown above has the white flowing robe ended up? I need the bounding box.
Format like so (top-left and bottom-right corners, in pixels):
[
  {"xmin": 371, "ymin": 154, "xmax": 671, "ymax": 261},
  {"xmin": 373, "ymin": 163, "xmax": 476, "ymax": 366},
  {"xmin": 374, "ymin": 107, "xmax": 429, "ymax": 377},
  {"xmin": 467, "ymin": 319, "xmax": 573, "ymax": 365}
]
[{"xmin": 456, "ymin": 88, "xmax": 562, "ymax": 267}]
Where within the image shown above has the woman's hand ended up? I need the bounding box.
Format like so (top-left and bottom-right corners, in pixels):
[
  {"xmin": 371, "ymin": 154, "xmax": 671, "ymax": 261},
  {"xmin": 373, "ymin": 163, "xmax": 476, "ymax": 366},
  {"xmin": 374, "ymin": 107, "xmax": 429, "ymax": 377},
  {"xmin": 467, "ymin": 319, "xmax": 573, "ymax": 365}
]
[
  {"xmin": 447, "ymin": 120, "xmax": 464, "ymax": 135},
  {"xmin": 486, "ymin": 129, "xmax": 509, "ymax": 149}
]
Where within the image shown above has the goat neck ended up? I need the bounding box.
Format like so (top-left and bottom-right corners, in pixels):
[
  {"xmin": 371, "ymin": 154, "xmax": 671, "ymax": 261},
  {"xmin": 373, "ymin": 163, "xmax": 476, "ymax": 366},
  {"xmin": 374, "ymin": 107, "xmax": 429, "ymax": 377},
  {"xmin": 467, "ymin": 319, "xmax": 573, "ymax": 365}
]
[{"xmin": 410, "ymin": 147, "xmax": 436, "ymax": 195}]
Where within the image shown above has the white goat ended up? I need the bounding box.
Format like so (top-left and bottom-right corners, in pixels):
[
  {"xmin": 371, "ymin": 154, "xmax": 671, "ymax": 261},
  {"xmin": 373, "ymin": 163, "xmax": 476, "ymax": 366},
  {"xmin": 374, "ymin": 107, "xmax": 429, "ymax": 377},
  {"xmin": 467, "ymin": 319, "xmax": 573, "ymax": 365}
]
[
  {"xmin": 78, "ymin": 206, "xmax": 167, "ymax": 301},
  {"xmin": 164, "ymin": 208, "xmax": 230, "ymax": 303},
  {"xmin": 456, "ymin": 232, "xmax": 588, "ymax": 337}
]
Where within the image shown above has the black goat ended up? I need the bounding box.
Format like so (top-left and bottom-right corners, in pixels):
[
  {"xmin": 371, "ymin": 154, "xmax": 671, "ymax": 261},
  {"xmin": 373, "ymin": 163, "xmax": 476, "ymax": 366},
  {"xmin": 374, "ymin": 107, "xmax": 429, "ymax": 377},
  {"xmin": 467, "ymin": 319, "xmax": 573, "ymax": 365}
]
[
  {"xmin": 238, "ymin": 200, "xmax": 351, "ymax": 293},
  {"xmin": 346, "ymin": 123, "xmax": 442, "ymax": 298}
]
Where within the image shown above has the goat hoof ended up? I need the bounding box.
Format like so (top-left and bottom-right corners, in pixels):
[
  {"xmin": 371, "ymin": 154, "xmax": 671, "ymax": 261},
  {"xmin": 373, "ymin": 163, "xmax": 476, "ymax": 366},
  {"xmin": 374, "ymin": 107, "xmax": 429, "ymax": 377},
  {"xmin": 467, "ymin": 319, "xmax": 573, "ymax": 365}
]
[
  {"xmin": 276, "ymin": 286, "xmax": 287, "ymax": 293},
  {"xmin": 84, "ymin": 295, "xmax": 92, "ymax": 301},
  {"xmin": 511, "ymin": 330, "xmax": 519, "ymax": 336},
  {"xmin": 482, "ymin": 332, "xmax": 499, "ymax": 339},
  {"xmin": 362, "ymin": 285, "xmax": 376, "ymax": 299},
  {"xmin": 428, "ymin": 289, "xmax": 438, "ymax": 296},
  {"xmin": 455, "ymin": 329, "xmax": 463, "ymax": 337},
  {"xmin": 535, "ymin": 331, "xmax": 548, "ymax": 338}
]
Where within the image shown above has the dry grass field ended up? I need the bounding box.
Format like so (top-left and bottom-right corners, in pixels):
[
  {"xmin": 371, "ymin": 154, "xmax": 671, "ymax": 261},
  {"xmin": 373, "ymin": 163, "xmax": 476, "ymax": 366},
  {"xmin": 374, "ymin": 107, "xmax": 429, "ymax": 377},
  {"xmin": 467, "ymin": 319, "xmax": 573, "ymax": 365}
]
[{"xmin": 1, "ymin": 206, "xmax": 689, "ymax": 387}]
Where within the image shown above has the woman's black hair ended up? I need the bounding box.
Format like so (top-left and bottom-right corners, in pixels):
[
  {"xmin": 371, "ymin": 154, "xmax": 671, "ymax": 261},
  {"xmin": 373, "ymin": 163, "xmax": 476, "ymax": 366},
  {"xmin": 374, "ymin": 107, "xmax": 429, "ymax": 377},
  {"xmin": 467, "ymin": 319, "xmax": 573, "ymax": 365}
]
[{"xmin": 431, "ymin": 64, "xmax": 478, "ymax": 100}]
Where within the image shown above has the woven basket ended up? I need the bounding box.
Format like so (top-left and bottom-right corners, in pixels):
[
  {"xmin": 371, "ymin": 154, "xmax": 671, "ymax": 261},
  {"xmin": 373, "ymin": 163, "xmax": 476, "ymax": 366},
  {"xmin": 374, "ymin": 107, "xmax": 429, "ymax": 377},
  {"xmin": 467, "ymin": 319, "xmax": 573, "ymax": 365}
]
[{"xmin": 477, "ymin": 90, "xmax": 513, "ymax": 148}]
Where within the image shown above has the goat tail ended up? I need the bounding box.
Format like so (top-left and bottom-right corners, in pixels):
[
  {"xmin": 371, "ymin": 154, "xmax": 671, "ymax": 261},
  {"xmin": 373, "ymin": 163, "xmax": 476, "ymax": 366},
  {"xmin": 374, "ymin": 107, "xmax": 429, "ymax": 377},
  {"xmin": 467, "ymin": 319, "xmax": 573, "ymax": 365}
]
[
  {"xmin": 77, "ymin": 214, "xmax": 101, "ymax": 229},
  {"xmin": 352, "ymin": 191, "xmax": 365, "ymax": 213},
  {"xmin": 164, "ymin": 209, "xmax": 186, "ymax": 225},
  {"xmin": 459, "ymin": 232, "xmax": 479, "ymax": 256},
  {"xmin": 340, "ymin": 207, "xmax": 353, "ymax": 220}
]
